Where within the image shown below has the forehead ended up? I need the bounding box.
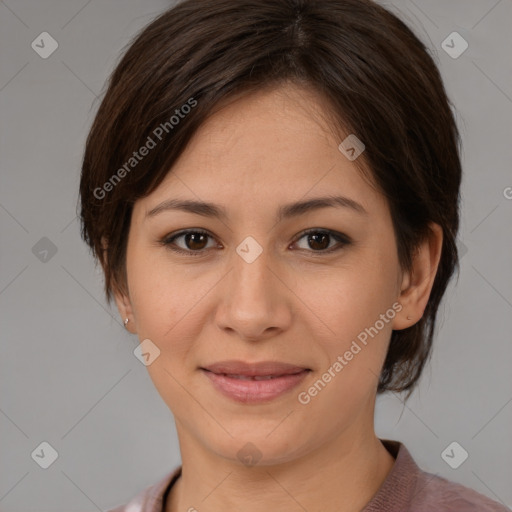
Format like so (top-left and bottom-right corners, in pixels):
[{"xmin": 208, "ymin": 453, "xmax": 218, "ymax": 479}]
[
  {"xmin": 193, "ymin": 83, "xmax": 345, "ymax": 159},
  {"xmin": 135, "ymin": 84, "xmax": 386, "ymax": 221}
]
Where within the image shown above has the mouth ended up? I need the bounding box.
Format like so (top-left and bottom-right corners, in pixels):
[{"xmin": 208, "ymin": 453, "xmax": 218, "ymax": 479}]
[
  {"xmin": 205, "ymin": 372, "xmax": 304, "ymax": 380},
  {"xmin": 199, "ymin": 361, "xmax": 311, "ymax": 404}
]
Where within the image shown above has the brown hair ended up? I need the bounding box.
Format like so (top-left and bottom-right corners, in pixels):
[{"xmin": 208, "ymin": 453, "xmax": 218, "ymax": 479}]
[{"xmin": 79, "ymin": 0, "xmax": 462, "ymax": 397}]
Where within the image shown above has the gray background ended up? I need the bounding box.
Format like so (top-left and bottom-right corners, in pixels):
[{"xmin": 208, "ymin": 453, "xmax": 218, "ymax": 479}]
[{"xmin": 1, "ymin": 0, "xmax": 511, "ymax": 510}]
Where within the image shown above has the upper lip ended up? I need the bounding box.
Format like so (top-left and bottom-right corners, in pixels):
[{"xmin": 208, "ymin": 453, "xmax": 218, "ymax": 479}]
[{"xmin": 201, "ymin": 360, "xmax": 310, "ymax": 377}]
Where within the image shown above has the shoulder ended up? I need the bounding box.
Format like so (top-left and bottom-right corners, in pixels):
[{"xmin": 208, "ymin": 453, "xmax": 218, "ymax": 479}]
[
  {"xmin": 105, "ymin": 466, "xmax": 182, "ymax": 512},
  {"xmin": 411, "ymin": 471, "xmax": 510, "ymax": 511},
  {"xmin": 367, "ymin": 440, "xmax": 510, "ymax": 512},
  {"xmin": 105, "ymin": 483, "xmax": 151, "ymax": 512}
]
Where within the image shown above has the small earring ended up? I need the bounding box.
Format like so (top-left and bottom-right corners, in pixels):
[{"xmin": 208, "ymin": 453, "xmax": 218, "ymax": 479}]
[{"xmin": 124, "ymin": 318, "xmax": 129, "ymax": 328}]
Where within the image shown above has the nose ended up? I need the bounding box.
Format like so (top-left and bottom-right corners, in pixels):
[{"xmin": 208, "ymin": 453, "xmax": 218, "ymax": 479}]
[{"xmin": 214, "ymin": 242, "xmax": 292, "ymax": 342}]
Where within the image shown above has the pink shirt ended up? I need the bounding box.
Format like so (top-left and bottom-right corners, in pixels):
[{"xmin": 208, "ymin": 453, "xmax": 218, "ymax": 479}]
[{"xmin": 107, "ymin": 439, "xmax": 510, "ymax": 511}]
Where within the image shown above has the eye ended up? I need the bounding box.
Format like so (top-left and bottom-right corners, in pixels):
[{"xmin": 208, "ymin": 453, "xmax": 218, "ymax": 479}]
[
  {"xmin": 160, "ymin": 228, "xmax": 351, "ymax": 256},
  {"xmin": 291, "ymin": 229, "xmax": 351, "ymax": 254},
  {"xmin": 161, "ymin": 229, "xmax": 219, "ymax": 256}
]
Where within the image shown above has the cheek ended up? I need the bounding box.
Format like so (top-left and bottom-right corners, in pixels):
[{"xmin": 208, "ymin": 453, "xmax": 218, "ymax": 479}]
[
  {"xmin": 293, "ymin": 272, "xmax": 396, "ymax": 423},
  {"xmin": 126, "ymin": 239, "xmax": 179, "ymax": 322},
  {"xmin": 125, "ymin": 240, "xmax": 182, "ymax": 345},
  {"xmin": 299, "ymin": 260, "xmax": 398, "ymax": 338},
  {"xmin": 126, "ymin": 243, "xmax": 221, "ymax": 356},
  {"xmin": 125, "ymin": 249, "xmax": 204, "ymax": 406},
  {"xmin": 293, "ymin": 252, "xmax": 399, "ymax": 390}
]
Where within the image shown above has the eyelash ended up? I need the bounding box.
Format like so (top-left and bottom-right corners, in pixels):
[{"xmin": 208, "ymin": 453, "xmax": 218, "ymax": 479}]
[{"xmin": 160, "ymin": 228, "xmax": 351, "ymax": 257}]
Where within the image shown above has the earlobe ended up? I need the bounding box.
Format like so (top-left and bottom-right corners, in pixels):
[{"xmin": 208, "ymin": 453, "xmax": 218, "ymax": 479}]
[
  {"xmin": 392, "ymin": 223, "xmax": 443, "ymax": 330},
  {"xmin": 113, "ymin": 286, "xmax": 137, "ymax": 334}
]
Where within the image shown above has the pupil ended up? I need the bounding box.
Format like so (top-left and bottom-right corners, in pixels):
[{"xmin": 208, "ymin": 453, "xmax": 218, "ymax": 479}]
[
  {"xmin": 187, "ymin": 233, "xmax": 207, "ymax": 250},
  {"xmin": 309, "ymin": 233, "xmax": 329, "ymax": 250}
]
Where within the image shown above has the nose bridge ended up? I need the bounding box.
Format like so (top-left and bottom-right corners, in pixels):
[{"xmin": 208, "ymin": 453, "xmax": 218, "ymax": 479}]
[
  {"xmin": 231, "ymin": 234, "xmax": 274, "ymax": 301},
  {"xmin": 215, "ymin": 234, "xmax": 290, "ymax": 339}
]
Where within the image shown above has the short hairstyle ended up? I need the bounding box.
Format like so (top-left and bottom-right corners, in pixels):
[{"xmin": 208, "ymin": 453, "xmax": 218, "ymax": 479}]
[{"xmin": 79, "ymin": 0, "xmax": 462, "ymax": 397}]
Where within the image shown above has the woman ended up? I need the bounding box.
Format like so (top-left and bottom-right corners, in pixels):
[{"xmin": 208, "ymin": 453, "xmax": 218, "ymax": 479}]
[{"xmin": 79, "ymin": 0, "xmax": 509, "ymax": 510}]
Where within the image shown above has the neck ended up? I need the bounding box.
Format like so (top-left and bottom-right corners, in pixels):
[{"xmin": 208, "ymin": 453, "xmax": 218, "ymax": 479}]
[{"xmin": 166, "ymin": 424, "xmax": 395, "ymax": 512}]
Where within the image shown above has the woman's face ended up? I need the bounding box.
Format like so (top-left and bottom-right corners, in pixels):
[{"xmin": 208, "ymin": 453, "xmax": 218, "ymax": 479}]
[{"xmin": 117, "ymin": 84, "xmax": 411, "ymax": 465}]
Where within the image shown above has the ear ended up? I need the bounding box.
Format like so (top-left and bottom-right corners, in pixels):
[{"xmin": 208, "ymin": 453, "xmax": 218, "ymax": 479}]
[
  {"xmin": 101, "ymin": 236, "xmax": 137, "ymax": 334},
  {"xmin": 392, "ymin": 223, "xmax": 443, "ymax": 330},
  {"xmin": 113, "ymin": 285, "xmax": 137, "ymax": 334}
]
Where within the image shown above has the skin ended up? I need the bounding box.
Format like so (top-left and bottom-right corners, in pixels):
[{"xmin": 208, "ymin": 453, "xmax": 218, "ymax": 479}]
[{"xmin": 113, "ymin": 83, "xmax": 443, "ymax": 512}]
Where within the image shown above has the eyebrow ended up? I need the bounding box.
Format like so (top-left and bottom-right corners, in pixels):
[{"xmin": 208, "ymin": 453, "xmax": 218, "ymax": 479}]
[{"xmin": 146, "ymin": 195, "xmax": 367, "ymax": 221}]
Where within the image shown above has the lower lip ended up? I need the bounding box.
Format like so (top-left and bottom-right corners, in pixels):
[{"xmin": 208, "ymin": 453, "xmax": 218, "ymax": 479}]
[{"xmin": 201, "ymin": 369, "xmax": 310, "ymax": 404}]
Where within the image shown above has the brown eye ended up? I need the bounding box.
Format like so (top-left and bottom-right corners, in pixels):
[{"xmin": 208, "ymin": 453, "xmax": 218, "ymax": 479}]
[
  {"xmin": 306, "ymin": 232, "xmax": 330, "ymax": 251},
  {"xmin": 293, "ymin": 229, "xmax": 351, "ymax": 254},
  {"xmin": 182, "ymin": 232, "xmax": 208, "ymax": 250},
  {"xmin": 162, "ymin": 229, "xmax": 217, "ymax": 255}
]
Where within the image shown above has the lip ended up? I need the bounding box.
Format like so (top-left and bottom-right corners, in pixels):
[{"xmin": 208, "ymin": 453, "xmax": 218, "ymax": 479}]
[
  {"xmin": 200, "ymin": 360, "xmax": 311, "ymax": 404},
  {"xmin": 201, "ymin": 360, "xmax": 310, "ymax": 377}
]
